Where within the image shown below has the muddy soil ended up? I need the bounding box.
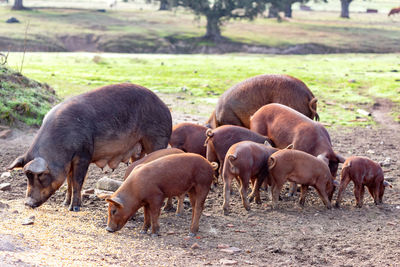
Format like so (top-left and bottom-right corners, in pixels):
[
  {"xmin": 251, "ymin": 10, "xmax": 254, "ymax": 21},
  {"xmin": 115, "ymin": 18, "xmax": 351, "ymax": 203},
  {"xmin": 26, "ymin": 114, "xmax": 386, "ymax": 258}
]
[{"xmin": 0, "ymin": 97, "xmax": 399, "ymax": 266}]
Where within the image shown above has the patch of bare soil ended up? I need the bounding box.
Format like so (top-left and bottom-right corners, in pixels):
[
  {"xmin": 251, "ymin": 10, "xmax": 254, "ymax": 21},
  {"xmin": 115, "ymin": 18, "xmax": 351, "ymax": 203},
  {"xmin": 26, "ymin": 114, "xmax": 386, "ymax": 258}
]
[{"xmin": 0, "ymin": 98, "xmax": 399, "ymax": 266}]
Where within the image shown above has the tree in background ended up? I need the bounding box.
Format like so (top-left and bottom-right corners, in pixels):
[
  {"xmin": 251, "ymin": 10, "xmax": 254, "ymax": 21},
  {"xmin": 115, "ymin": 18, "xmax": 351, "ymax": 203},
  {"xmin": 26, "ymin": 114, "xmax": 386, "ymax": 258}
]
[
  {"xmin": 173, "ymin": 0, "xmax": 268, "ymax": 41},
  {"xmin": 12, "ymin": 0, "xmax": 25, "ymax": 10},
  {"xmin": 268, "ymin": 0, "xmax": 327, "ymax": 19},
  {"xmin": 340, "ymin": 0, "xmax": 353, "ymax": 18}
]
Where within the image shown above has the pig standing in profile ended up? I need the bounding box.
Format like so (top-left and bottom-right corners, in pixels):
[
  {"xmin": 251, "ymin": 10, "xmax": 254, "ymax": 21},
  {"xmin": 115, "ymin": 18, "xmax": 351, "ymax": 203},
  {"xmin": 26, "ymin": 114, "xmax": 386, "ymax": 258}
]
[
  {"xmin": 105, "ymin": 153, "xmax": 215, "ymax": 237},
  {"xmin": 206, "ymin": 74, "xmax": 319, "ymax": 128},
  {"xmin": 250, "ymin": 103, "xmax": 344, "ymax": 196},
  {"xmin": 335, "ymin": 156, "xmax": 392, "ymax": 208},
  {"xmin": 8, "ymin": 83, "xmax": 172, "ymax": 211},
  {"xmin": 169, "ymin": 122, "xmax": 208, "ymax": 157},
  {"xmin": 123, "ymin": 148, "xmax": 184, "ymax": 214}
]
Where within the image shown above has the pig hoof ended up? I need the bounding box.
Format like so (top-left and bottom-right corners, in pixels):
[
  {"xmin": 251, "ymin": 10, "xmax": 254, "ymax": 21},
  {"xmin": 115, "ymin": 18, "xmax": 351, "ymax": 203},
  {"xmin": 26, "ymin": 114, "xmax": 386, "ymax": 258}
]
[
  {"xmin": 163, "ymin": 206, "xmax": 174, "ymax": 212},
  {"xmin": 188, "ymin": 232, "xmax": 196, "ymax": 238},
  {"xmin": 69, "ymin": 205, "xmax": 80, "ymax": 212},
  {"xmin": 255, "ymin": 199, "xmax": 262, "ymax": 205},
  {"xmin": 223, "ymin": 209, "xmax": 229, "ymax": 216},
  {"xmin": 248, "ymin": 196, "xmax": 254, "ymax": 203},
  {"xmin": 334, "ymin": 203, "xmax": 340, "ymax": 208},
  {"xmin": 63, "ymin": 200, "xmax": 70, "ymax": 206},
  {"xmin": 244, "ymin": 206, "xmax": 251, "ymax": 211},
  {"xmin": 139, "ymin": 230, "xmax": 148, "ymax": 235},
  {"xmin": 175, "ymin": 213, "xmax": 182, "ymax": 217},
  {"xmin": 151, "ymin": 233, "xmax": 160, "ymax": 238}
]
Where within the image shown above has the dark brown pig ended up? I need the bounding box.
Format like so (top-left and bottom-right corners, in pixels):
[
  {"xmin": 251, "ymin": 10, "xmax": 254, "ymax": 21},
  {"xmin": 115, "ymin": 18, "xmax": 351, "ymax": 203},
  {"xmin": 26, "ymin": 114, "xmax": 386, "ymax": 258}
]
[
  {"xmin": 222, "ymin": 141, "xmax": 278, "ymax": 215},
  {"xmin": 250, "ymin": 103, "xmax": 344, "ymax": 195},
  {"xmin": 205, "ymin": 125, "xmax": 272, "ymax": 180},
  {"xmin": 169, "ymin": 122, "xmax": 208, "ymax": 157},
  {"xmin": 335, "ymin": 156, "xmax": 392, "ymax": 208},
  {"xmin": 105, "ymin": 153, "xmax": 214, "ymax": 237},
  {"xmin": 206, "ymin": 74, "xmax": 319, "ymax": 128},
  {"xmin": 8, "ymin": 83, "xmax": 172, "ymax": 211},
  {"xmin": 268, "ymin": 149, "xmax": 338, "ymax": 209},
  {"xmin": 123, "ymin": 148, "xmax": 184, "ymax": 214}
]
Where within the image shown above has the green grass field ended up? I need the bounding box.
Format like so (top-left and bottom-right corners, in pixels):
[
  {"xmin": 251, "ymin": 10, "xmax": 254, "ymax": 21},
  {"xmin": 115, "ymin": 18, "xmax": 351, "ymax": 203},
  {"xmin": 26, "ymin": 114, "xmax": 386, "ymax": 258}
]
[
  {"xmin": 5, "ymin": 52, "xmax": 400, "ymax": 126},
  {"xmin": 1, "ymin": 0, "xmax": 399, "ymax": 53}
]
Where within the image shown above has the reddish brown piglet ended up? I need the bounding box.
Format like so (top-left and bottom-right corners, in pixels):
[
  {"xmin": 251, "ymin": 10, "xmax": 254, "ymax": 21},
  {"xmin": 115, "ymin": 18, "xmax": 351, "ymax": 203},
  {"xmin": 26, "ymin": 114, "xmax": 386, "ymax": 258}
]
[
  {"xmin": 205, "ymin": 125, "xmax": 272, "ymax": 180},
  {"xmin": 105, "ymin": 153, "xmax": 215, "ymax": 237},
  {"xmin": 169, "ymin": 122, "xmax": 208, "ymax": 157},
  {"xmin": 268, "ymin": 149, "xmax": 338, "ymax": 209},
  {"xmin": 123, "ymin": 148, "xmax": 185, "ymax": 214},
  {"xmin": 335, "ymin": 156, "xmax": 392, "ymax": 208},
  {"xmin": 222, "ymin": 141, "xmax": 278, "ymax": 215}
]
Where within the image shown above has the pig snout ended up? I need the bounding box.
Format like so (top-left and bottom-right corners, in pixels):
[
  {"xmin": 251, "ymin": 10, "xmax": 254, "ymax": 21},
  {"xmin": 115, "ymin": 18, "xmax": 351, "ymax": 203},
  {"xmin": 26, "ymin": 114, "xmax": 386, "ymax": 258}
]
[
  {"xmin": 106, "ymin": 226, "xmax": 116, "ymax": 233},
  {"xmin": 25, "ymin": 197, "xmax": 40, "ymax": 208}
]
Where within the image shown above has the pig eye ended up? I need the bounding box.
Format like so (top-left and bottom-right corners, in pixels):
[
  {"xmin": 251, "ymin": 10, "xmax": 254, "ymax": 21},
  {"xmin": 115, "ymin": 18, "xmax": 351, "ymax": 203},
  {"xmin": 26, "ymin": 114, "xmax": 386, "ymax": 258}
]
[
  {"xmin": 26, "ymin": 172, "xmax": 34, "ymax": 183},
  {"xmin": 112, "ymin": 209, "xmax": 117, "ymax": 215}
]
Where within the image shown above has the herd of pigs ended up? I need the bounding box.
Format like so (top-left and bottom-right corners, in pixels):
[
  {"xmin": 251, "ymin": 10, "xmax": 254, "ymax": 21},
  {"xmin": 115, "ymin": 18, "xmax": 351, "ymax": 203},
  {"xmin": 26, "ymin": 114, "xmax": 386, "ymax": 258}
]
[{"xmin": 7, "ymin": 74, "xmax": 392, "ymax": 237}]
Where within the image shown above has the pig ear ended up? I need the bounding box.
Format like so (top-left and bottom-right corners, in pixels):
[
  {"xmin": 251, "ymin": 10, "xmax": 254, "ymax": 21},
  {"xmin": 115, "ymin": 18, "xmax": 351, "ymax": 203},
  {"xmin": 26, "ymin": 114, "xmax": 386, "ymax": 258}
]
[
  {"xmin": 132, "ymin": 143, "xmax": 143, "ymax": 159},
  {"xmin": 383, "ymin": 181, "xmax": 392, "ymax": 188},
  {"xmin": 23, "ymin": 157, "xmax": 48, "ymax": 175},
  {"xmin": 285, "ymin": 144, "xmax": 294, "ymax": 150},
  {"xmin": 317, "ymin": 154, "xmax": 329, "ymax": 166},
  {"xmin": 336, "ymin": 153, "xmax": 346, "ymax": 163},
  {"xmin": 106, "ymin": 197, "xmax": 124, "ymax": 208},
  {"xmin": 8, "ymin": 156, "xmax": 25, "ymax": 170}
]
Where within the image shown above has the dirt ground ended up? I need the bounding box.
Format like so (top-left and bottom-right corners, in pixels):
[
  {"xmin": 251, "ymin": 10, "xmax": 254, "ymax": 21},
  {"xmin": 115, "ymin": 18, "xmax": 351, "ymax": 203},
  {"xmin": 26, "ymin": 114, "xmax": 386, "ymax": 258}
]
[{"xmin": 0, "ymin": 96, "xmax": 399, "ymax": 267}]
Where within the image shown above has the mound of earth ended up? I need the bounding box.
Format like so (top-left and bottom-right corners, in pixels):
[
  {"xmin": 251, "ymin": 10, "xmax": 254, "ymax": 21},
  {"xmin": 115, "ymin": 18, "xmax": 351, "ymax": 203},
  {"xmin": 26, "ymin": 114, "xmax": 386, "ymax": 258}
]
[{"xmin": 0, "ymin": 65, "xmax": 58, "ymax": 127}]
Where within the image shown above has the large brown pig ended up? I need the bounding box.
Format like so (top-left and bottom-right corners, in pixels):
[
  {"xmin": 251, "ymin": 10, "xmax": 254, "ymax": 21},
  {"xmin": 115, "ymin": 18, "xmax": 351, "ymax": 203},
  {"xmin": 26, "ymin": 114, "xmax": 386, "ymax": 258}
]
[
  {"xmin": 8, "ymin": 83, "xmax": 172, "ymax": 211},
  {"xmin": 169, "ymin": 122, "xmax": 208, "ymax": 157},
  {"xmin": 222, "ymin": 141, "xmax": 278, "ymax": 215},
  {"xmin": 206, "ymin": 74, "xmax": 319, "ymax": 128},
  {"xmin": 268, "ymin": 149, "xmax": 338, "ymax": 209},
  {"xmin": 250, "ymin": 103, "xmax": 344, "ymax": 195},
  {"xmin": 123, "ymin": 148, "xmax": 184, "ymax": 214},
  {"xmin": 205, "ymin": 125, "xmax": 272, "ymax": 180},
  {"xmin": 105, "ymin": 153, "xmax": 214, "ymax": 237},
  {"xmin": 335, "ymin": 156, "xmax": 392, "ymax": 208}
]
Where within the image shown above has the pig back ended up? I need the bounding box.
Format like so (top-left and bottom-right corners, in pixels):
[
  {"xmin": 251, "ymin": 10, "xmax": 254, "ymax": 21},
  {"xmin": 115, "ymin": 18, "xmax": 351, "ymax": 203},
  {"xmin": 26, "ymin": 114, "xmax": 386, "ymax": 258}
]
[{"xmin": 215, "ymin": 74, "xmax": 318, "ymax": 127}]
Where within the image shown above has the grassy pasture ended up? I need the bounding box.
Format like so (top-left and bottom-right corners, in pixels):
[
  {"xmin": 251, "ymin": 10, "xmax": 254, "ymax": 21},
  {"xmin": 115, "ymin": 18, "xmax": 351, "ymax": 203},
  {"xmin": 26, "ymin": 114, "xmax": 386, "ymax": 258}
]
[
  {"xmin": 0, "ymin": 0, "xmax": 399, "ymax": 53},
  {"xmin": 5, "ymin": 52, "xmax": 400, "ymax": 126}
]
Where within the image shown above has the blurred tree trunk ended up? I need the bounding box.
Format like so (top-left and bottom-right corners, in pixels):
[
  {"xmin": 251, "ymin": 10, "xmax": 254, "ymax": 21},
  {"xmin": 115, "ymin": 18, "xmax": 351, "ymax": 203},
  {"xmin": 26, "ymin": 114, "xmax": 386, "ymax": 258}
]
[
  {"xmin": 159, "ymin": 0, "xmax": 169, "ymax": 10},
  {"xmin": 284, "ymin": 2, "xmax": 293, "ymax": 18},
  {"xmin": 12, "ymin": 0, "xmax": 25, "ymax": 10},
  {"xmin": 268, "ymin": 4, "xmax": 279, "ymax": 18},
  {"xmin": 340, "ymin": 0, "xmax": 353, "ymax": 18},
  {"xmin": 205, "ymin": 14, "xmax": 222, "ymax": 41}
]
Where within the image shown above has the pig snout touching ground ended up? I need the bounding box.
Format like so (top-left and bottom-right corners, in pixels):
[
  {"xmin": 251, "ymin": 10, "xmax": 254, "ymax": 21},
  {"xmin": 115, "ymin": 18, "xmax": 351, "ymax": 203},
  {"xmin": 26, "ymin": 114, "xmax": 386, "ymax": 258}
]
[
  {"xmin": 268, "ymin": 149, "xmax": 338, "ymax": 209},
  {"xmin": 105, "ymin": 153, "xmax": 215, "ymax": 237},
  {"xmin": 8, "ymin": 83, "xmax": 172, "ymax": 212},
  {"xmin": 250, "ymin": 103, "xmax": 344, "ymax": 197},
  {"xmin": 335, "ymin": 156, "xmax": 392, "ymax": 208},
  {"xmin": 205, "ymin": 74, "xmax": 319, "ymax": 128},
  {"xmin": 123, "ymin": 148, "xmax": 184, "ymax": 215},
  {"xmin": 204, "ymin": 125, "xmax": 272, "ymax": 182},
  {"xmin": 222, "ymin": 141, "xmax": 278, "ymax": 215},
  {"xmin": 169, "ymin": 122, "xmax": 208, "ymax": 158}
]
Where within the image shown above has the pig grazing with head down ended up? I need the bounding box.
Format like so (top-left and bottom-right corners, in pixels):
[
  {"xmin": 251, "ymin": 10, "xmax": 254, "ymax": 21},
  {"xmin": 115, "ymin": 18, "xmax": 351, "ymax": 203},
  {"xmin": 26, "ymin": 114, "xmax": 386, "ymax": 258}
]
[
  {"xmin": 8, "ymin": 83, "xmax": 172, "ymax": 211},
  {"xmin": 205, "ymin": 125, "xmax": 272, "ymax": 180},
  {"xmin": 206, "ymin": 74, "xmax": 319, "ymax": 128},
  {"xmin": 169, "ymin": 122, "xmax": 208, "ymax": 157},
  {"xmin": 123, "ymin": 148, "xmax": 184, "ymax": 214},
  {"xmin": 250, "ymin": 103, "xmax": 344, "ymax": 195},
  {"xmin": 268, "ymin": 149, "xmax": 338, "ymax": 209},
  {"xmin": 222, "ymin": 141, "xmax": 278, "ymax": 215},
  {"xmin": 106, "ymin": 153, "xmax": 215, "ymax": 237},
  {"xmin": 335, "ymin": 156, "xmax": 392, "ymax": 208}
]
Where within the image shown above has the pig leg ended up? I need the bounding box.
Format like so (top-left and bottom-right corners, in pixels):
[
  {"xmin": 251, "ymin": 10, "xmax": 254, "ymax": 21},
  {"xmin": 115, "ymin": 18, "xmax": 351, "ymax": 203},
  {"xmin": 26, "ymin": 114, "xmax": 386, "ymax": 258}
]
[
  {"xmin": 163, "ymin": 197, "xmax": 174, "ymax": 212},
  {"xmin": 314, "ymin": 183, "xmax": 332, "ymax": 209},
  {"xmin": 189, "ymin": 187, "xmax": 207, "ymax": 237},
  {"xmin": 354, "ymin": 184, "xmax": 365, "ymax": 208},
  {"xmin": 140, "ymin": 205, "xmax": 151, "ymax": 234},
  {"xmin": 366, "ymin": 185, "xmax": 376, "ymax": 204},
  {"xmin": 271, "ymin": 183, "xmax": 283, "ymax": 209},
  {"xmin": 149, "ymin": 197, "xmax": 164, "ymax": 237},
  {"xmin": 63, "ymin": 174, "xmax": 72, "ymax": 206},
  {"xmin": 248, "ymin": 176, "xmax": 264, "ymax": 204},
  {"xmin": 378, "ymin": 183, "xmax": 385, "ymax": 204},
  {"xmin": 176, "ymin": 194, "xmax": 185, "ymax": 216},
  {"xmin": 222, "ymin": 173, "xmax": 234, "ymax": 215},
  {"xmin": 299, "ymin": 185, "xmax": 309, "ymax": 207},
  {"xmin": 238, "ymin": 174, "xmax": 251, "ymax": 211},
  {"xmin": 288, "ymin": 182, "xmax": 298, "ymax": 197},
  {"xmin": 335, "ymin": 175, "xmax": 352, "ymax": 208},
  {"xmin": 69, "ymin": 156, "xmax": 91, "ymax": 212}
]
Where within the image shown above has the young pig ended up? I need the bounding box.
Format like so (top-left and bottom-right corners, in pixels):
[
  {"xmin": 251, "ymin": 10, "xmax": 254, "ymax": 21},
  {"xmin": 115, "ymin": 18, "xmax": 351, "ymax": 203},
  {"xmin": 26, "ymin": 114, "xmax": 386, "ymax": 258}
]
[
  {"xmin": 123, "ymin": 148, "xmax": 185, "ymax": 214},
  {"xmin": 268, "ymin": 149, "xmax": 338, "ymax": 209},
  {"xmin": 169, "ymin": 123, "xmax": 208, "ymax": 157},
  {"xmin": 205, "ymin": 125, "xmax": 272, "ymax": 180},
  {"xmin": 335, "ymin": 156, "xmax": 392, "ymax": 208},
  {"xmin": 222, "ymin": 141, "xmax": 278, "ymax": 215},
  {"xmin": 105, "ymin": 153, "xmax": 215, "ymax": 237}
]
